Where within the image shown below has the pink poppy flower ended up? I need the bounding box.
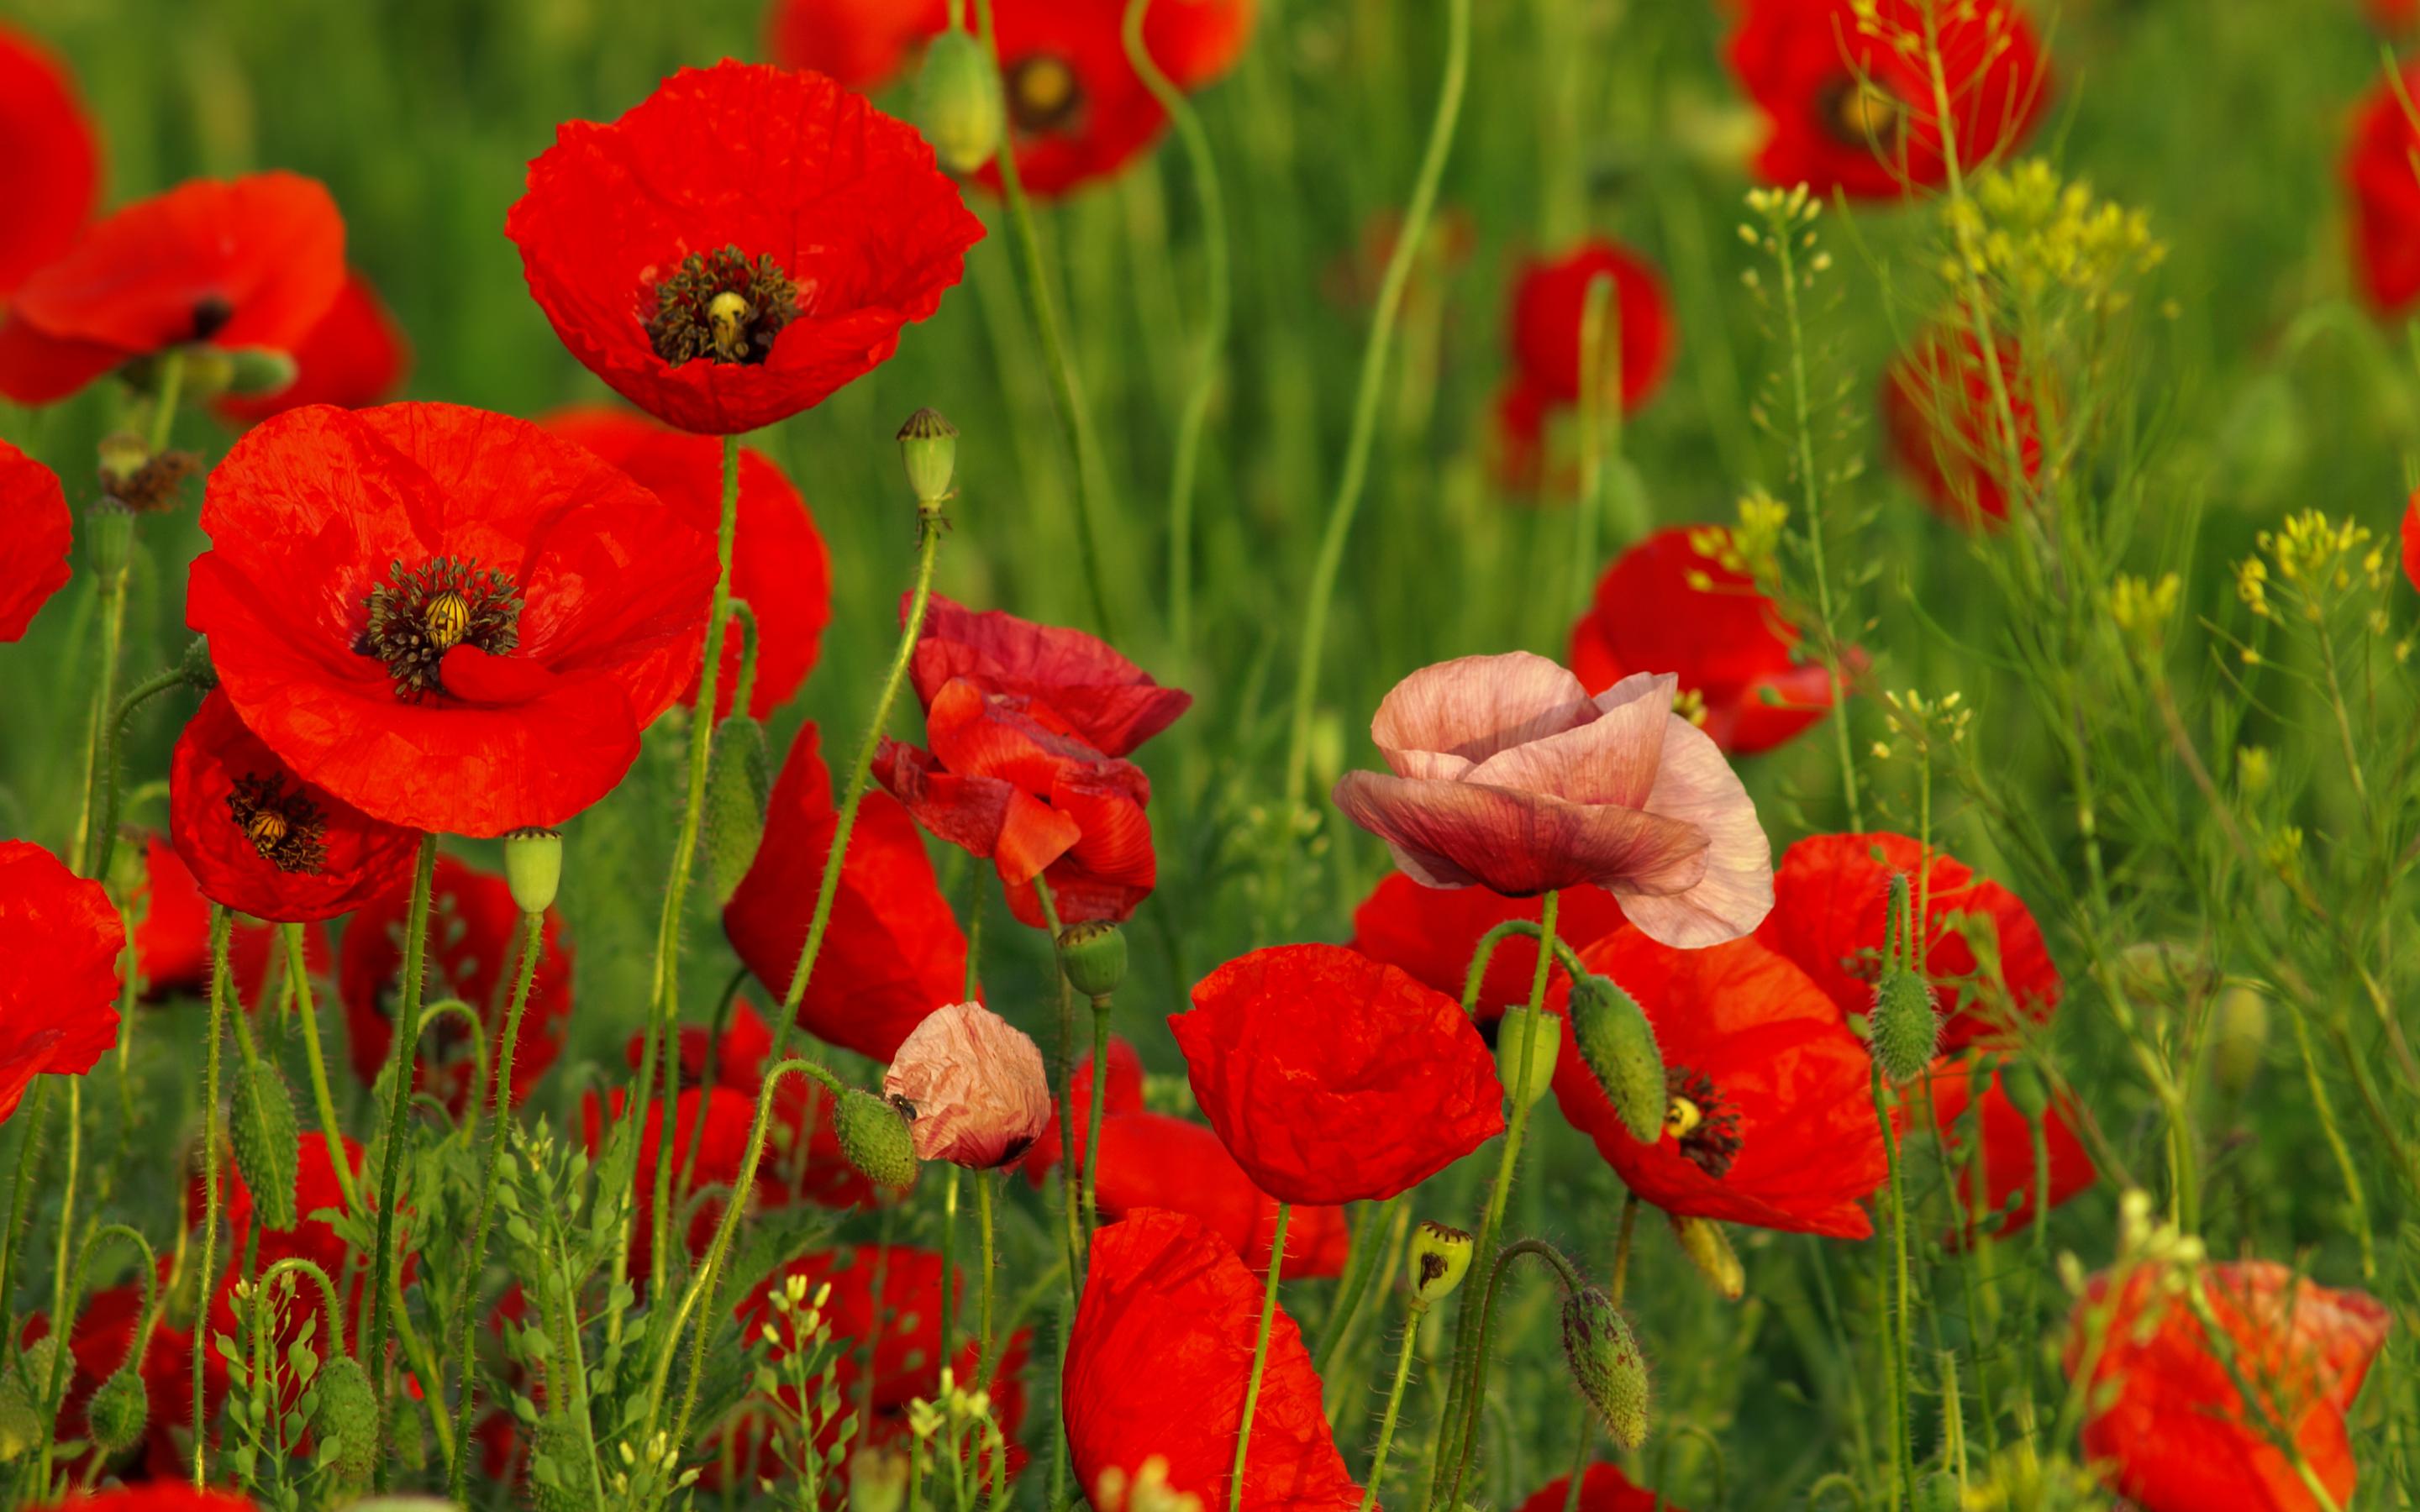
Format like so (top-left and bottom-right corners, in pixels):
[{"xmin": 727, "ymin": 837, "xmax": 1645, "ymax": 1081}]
[{"xmin": 882, "ymin": 1000, "xmax": 1051, "ymax": 1169}]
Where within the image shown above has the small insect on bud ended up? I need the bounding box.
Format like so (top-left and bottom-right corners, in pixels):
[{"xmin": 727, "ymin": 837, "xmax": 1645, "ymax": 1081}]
[
  {"xmin": 916, "ymin": 29, "xmax": 1005, "ymax": 175},
  {"xmin": 1494, "ymin": 1005, "xmax": 1560, "ymax": 1108},
  {"xmin": 1996, "ymin": 1060, "xmax": 2051, "ymax": 1122},
  {"xmin": 703, "ymin": 714, "xmax": 772, "ymax": 908},
  {"xmin": 834, "ymin": 1087, "xmax": 922, "ymax": 1191},
  {"xmin": 850, "ymin": 1445, "xmax": 913, "ymax": 1512},
  {"xmin": 1560, "ymin": 1286, "xmax": 1649, "ymax": 1448},
  {"xmin": 311, "ymin": 1354, "xmax": 380, "ymax": 1495},
  {"xmin": 224, "ymin": 346, "xmax": 299, "ymax": 399},
  {"xmin": 1055, "ymin": 918, "xmax": 1128, "ymax": 1000},
  {"xmin": 1870, "ymin": 965, "xmax": 1939, "ymax": 1085},
  {"xmin": 1668, "ymin": 1215, "xmax": 1744, "ymax": 1302},
  {"xmin": 2211, "ymin": 983, "xmax": 2270, "ymax": 1095},
  {"xmin": 1567, "ymin": 973, "xmax": 1665, "ymax": 1142},
  {"xmin": 503, "ymin": 826, "xmax": 565, "ymax": 915},
  {"xmin": 229, "ymin": 1057, "xmax": 302, "ymax": 1231},
  {"xmin": 85, "ymin": 1362, "xmax": 148, "ymax": 1456},
  {"xmin": 1407, "ymin": 1221, "xmax": 1474, "ymax": 1308},
  {"xmin": 897, "ymin": 407, "xmax": 960, "ymax": 505}
]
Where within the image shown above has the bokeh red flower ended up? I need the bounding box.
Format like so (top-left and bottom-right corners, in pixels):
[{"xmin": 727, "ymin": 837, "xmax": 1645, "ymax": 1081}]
[
  {"xmin": 725, "ymin": 722, "xmax": 968, "ymax": 1063},
  {"xmin": 1756, "ymin": 831, "xmax": 2060, "ymax": 1053},
  {"xmin": 340, "ymin": 854, "xmax": 571, "ymax": 1112},
  {"xmin": 0, "ymin": 839, "xmax": 123, "ymax": 1123},
  {"xmin": 1549, "ymin": 925, "xmax": 1887, "ymax": 1239},
  {"xmin": 0, "ymin": 173, "xmax": 345, "ymax": 407},
  {"xmin": 40, "ymin": 1277, "xmax": 204, "ymax": 1483},
  {"xmin": 212, "ymin": 268, "xmax": 410, "ymax": 426},
  {"xmin": 1349, "ymin": 874, "xmax": 1627, "ymax": 1023},
  {"xmin": 1497, "ymin": 239, "xmax": 1676, "ymax": 485},
  {"xmin": 542, "ymin": 406, "xmax": 830, "ymax": 719},
  {"xmin": 1728, "ymin": 0, "xmax": 2049, "ymax": 201},
  {"xmin": 2349, "ymin": 60, "xmax": 2420, "ymax": 316},
  {"xmin": 1065, "ymin": 1210, "xmax": 1360, "ymax": 1512},
  {"xmin": 2405, "ymin": 491, "xmax": 2420, "ymax": 591},
  {"xmin": 188, "ymin": 402, "xmax": 718, "ymax": 837},
  {"xmin": 0, "ymin": 440, "xmax": 74, "ymax": 643},
  {"xmin": 1173, "ymin": 944, "xmax": 1505, "ymax": 1205},
  {"xmin": 1882, "ymin": 329, "xmax": 2043, "ymax": 526},
  {"xmin": 131, "ymin": 833, "xmax": 327, "ymax": 1007},
  {"xmin": 0, "ymin": 24, "xmax": 100, "ymax": 298},
  {"xmin": 1926, "ymin": 1056, "xmax": 2095, "ymax": 1240},
  {"xmin": 508, "ymin": 60, "xmax": 983, "ymax": 434},
  {"xmin": 1569, "ymin": 526, "xmax": 1836, "ymax": 755},
  {"xmin": 2068, "ymin": 1260, "xmax": 2390, "ymax": 1512},
  {"xmin": 1516, "ymin": 1463, "xmax": 1682, "ymax": 1512},
  {"xmin": 764, "ymin": 0, "xmax": 946, "ymax": 89}
]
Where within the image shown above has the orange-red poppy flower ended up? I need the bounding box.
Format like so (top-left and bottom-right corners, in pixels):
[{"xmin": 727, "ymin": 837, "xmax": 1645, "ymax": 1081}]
[
  {"xmin": 910, "ymin": 596, "xmax": 1193, "ymax": 757},
  {"xmin": 1332, "ymin": 653, "xmax": 1774, "ymax": 948},
  {"xmin": 2350, "ymin": 61, "xmax": 2420, "ymax": 316},
  {"xmin": 1727, "ymin": 0, "xmax": 2049, "ymax": 201},
  {"xmin": 1065, "ymin": 1210, "xmax": 1360, "ymax": 1512},
  {"xmin": 1925, "ymin": 1056, "xmax": 2094, "ymax": 1240},
  {"xmin": 2405, "ymin": 491, "xmax": 2420, "ymax": 591},
  {"xmin": 1549, "ymin": 925, "xmax": 1887, "ymax": 1238},
  {"xmin": 212, "ymin": 268, "xmax": 410, "ymax": 426},
  {"xmin": 0, "ymin": 173, "xmax": 345, "ymax": 407},
  {"xmin": 188, "ymin": 402, "xmax": 718, "ymax": 837},
  {"xmin": 0, "ymin": 440, "xmax": 73, "ymax": 643},
  {"xmin": 1881, "ymin": 330, "xmax": 2043, "ymax": 526},
  {"xmin": 1349, "ymin": 874, "xmax": 1627, "ymax": 1022},
  {"xmin": 1507, "ymin": 239, "xmax": 1676, "ymax": 416},
  {"xmin": 130, "ymin": 833, "xmax": 328, "ymax": 1008},
  {"xmin": 1516, "ymin": 1464, "xmax": 1682, "ymax": 1512},
  {"xmin": 1756, "ymin": 831, "xmax": 2060, "ymax": 1053},
  {"xmin": 0, "ymin": 839, "xmax": 122, "ymax": 1123},
  {"xmin": 508, "ymin": 60, "xmax": 983, "ymax": 434},
  {"xmin": 1174, "ymin": 944, "xmax": 1505, "ymax": 1205},
  {"xmin": 0, "ymin": 24, "xmax": 99, "ymax": 298},
  {"xmin": 2068, "ymin": 1260, "xmax": 2390, "ymax": 1512},
  {"xmin": 724, "ymin": 721, "xmax": 969, "ymax": 1063},
  {"xmin": 1569, "ymin": 526, "xmax": 1836, "ymax": 755}
]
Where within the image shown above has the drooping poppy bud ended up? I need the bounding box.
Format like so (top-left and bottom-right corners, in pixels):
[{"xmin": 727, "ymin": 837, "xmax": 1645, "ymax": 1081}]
[
  {"xmin": 1496, "ymin": 1005, "xmax": 1561, "ymax": 1108},
  {"xmin": 313, "ymin": 1352, "xmax": 380, "ymax": 1496},
  {"xmin": 1668, "ymin": 1215, "xmax": 1744, "ymax": 1302},
  {"xmin": 897, "ymin": 407, "xmax": 960, "ymax": 504},
  {"xmin": 1409, "ymin": 1221, "xmax": 1475, "ymax": 1309},
  {"xmin": 1567, "ymin": 973, "xmax": 1665, "ymax": 1142},
  {"xmin": 834, "ymin": 1086, "xmax": 922, "ymax": 1190},
  {"xmin": 1870, "ymin": 965, "xmax": 1939, "ymax": 1085},
  {"xmin": 704, "ymin": 713, "xmax": 772, "ymax": 908},
  {"xmin": 917, "ymin": 30, "xmax": 1004, "ymax": 175},
  {"xmin": 1056, "ymin": 919, "xmax": 1129, "ymax": 999},
  {"xmin": 230, "ymin": 1056, "xmax": 302, "ymax": 1231},
  {"xmin": 504, "ymin": 826, "xmax": 565, "ymax": 915},
  {"xmin": 85, "ymin": 1361, "xmax": 149, "ymax": 1457},
  {"xmin": 1560, "ymin": 1287, "xmax": 1649, "ymax": 1447},
  {"xmin": 2212, "ymin": 984, "xmax": 2270, "ymax": 1095}
]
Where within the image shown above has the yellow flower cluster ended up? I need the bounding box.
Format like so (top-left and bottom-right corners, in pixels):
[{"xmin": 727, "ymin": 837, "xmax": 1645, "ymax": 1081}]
[
  {"xmin": 1944, "ymin": 160, "xmax": 2165, "ymax": 311},
  {"xmin": 2238, "ymin": 510, "xmax": 2392, "ymax": 625}
]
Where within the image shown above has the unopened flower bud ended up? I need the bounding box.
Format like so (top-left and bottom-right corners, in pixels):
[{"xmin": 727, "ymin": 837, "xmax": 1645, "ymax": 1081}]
[
  {"xmin": 850, "ymin": 1445, "xmax": 913, "ymax": 1512},
  {"xmin": 1055, "ymin": 919, "xmax": 1128, "ymax": 999},
  {"xmin": 916, "ymin": 30, "xmax": 1004, "ymax": 175},
  {"xmin": 834, "ymin": 1086, "xmax": 921, "ymax": 1190},
  {"xmin": 182, "ymin": 636, "xmax": 218, "ymax": 691},
  {"xmin": 1668, "ymin": 1215, "xmax": 1744, "ymax": 1302},
  {"xmin": 1869, "ymin": 965, "xmax": 1939, "ymax": 1085},
  {"xmin": 882, "ymin": 1002, "xmax": 1051, "ymax": 1169},
  {"xmin": 1560, "ymin": 1286, "xmax": 1649, "ymax": 1448},
  {"xmin": 1494, "ymin": 1005, "xmax": 1560, "ymax": 1107},
  {"xmin": 229, "ymin": 1057, "xmax": 301, "ymax": 1231},
  {"xmin": 703, "ymin": 714, "xmax": 771, "ymax": 907},
  {"xmin": 1916, "ymin": 1472, "xmax": 1962, "ymax": 1512},
  {"xmin": 1407, "ymin": 1221, "xmax": 1473, "ymax": 1307},
  {"xmin": 311, "ymin": 1354, "xmax": 379, "ymax": 1495},
  {"xmin": 2211, "ymin": 983, "xmax": 2270, "ymax": 1095},
  {"xmin": 85, "ymin": 499, "xmax": 134, "ymax": 580},
  {"xmin": 224, "ymin": 346, "xmax": 299, "ymax": 398},
  {"xmin": 171, "ymin": 343, "xmax": 237, "ymax": 399},
  {"xmin": 2115, "ymin": 940, "xmax": 2217, "ymax": 1011},
  {"xmin": 86, "ymin": 1362, "xmax": 148, "ymax": 1456},
  {"xmin": 1996, "ymin": 1060, "xmax": 2050, "ymax": 1122},
  {"xmin": 503, "ymin": 826, "xmax": 564, "ymax": 915},
  {"xmin": 1567, "ymin": 973, "xmax": 1665, "ymax": 1142},
  {"xmin": 897, "ymin": 407, "xmax": 959, "ymax": 504}
]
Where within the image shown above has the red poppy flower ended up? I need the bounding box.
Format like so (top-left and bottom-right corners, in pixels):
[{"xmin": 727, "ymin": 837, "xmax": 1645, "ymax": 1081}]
[
  {"xmin": 0, "ymin": 173, "xmax": 345, "ymax": 407},
  {"xmin": 2374, "ymin": 0, "xmax": 2419, "ymax": 27},
  {"xmin": 131, "ymin": 833, "xmax": 328, "ymax": 1007},
  {"xmin": 0, "ymin": 839, "xmax": 121, "ymax": 1123},
  {"xmin": 724, "ymin": 721, "xmax": 968, "ymax": 1063},
  {"xmin": 2350, "ymin": 61, "xmax": 2420, "ymax": 316},
  {"xmin": 508, "ymin": 60, "xmax": 983, "ymax": 435},
  {"xmin": 1925, "ymin": 1057, "xmax": 2093, "ymax": 1241},
  {"xmin": 1881, "ymin": 330, "xmax": 2043, "ymax": 526},
  {"xmin": 2068, "ymin": 1260, "xmax": 2390, "ymax": 1512},
  {"xmin": 1727, "ymin": 0, "xmax": 2049, "ymax": 201},
  {"xmin": 1549, "ymin": 925, "xmax": 1887, "ymax": 1239},
  {"xmin": 212, "ymin": 269, "xmax": 410, "ymax": 426},
  {"xmin": 1066, "ymin": 1210, "xmax": 1360, "ymax": 1512},
  {"xmin": 1569, "ymin": 526, "xmax": 1837, "ymax": 755},
  {"xmin": 1755, "ymin": 831, "xmax": 2060, "ymax": 1053},
  {"xmin": 624, "ymin": 995, "xmax": 778, "ymax": 1097},
  {"xmin": 340, "ymin": 855, "xmax": 572, "ymax": 1112},
  {"xmin": 38, "ymin": 1278, "xmax": 206, "ymax": 1483},
  {"xmin": 29, "ymin": 1490, "xmax": 257, "ymax": 1511},
  {"xmin": 0, "ymin": 25, "xmax": 99, "ymax": 299},
  {"xmin": 1027, "ymin": 1040, "xmax": 1350, "ymax": 1278},
  {"xmin": 1507, "ymin": 240, "xmax": 1676, "ymax": 415},
  {"xmin": 0, "ymin": 439, "xmax": 72, "ymax": 643},
  {"xmin": 909, "ymin": 596, "xmax": 1194, "ymax": 757},
  {"xmin": 1348, "ymin": 874, "xmax": 1627, "ymax": 1022},
  {"xmin": 1516, "ymin": 1464, "xmax": 1682, "ymax": 1512},
  {"xmin": 763, "ymin": 0, "xmax": 948, "ymax": 89},
  {"xmin": 187, "ymin": 402, "xmax": 718, "ymax": 837},
  {"xmin": 542, "ymin": 406, "xmax": 830, "ymax": 719},
  {"xmin": 1173, "ymin": 944, "xmax": 1506, "ymax": 1205},
  {"xmin": 169, "ymin": 689, "xmax": 418, "ymax": 924}
]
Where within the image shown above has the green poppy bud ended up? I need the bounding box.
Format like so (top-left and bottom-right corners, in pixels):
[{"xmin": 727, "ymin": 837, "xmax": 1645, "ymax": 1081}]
[
  {"xmin": 1916, "ymin": 1471, "xmax": 1962, "ymax": 1512},
  {"xmin": 230, "ymin": 1055, "xmax": 302, "ymax": 1231},
  {"xmin": 1055, "ymin": 919, "xmax": 1128, "ymax": 1000},
  {"xmin": 85, "ymin": 499, "xmax": 134, "ymax": 580},
  {"xmin": 312, "ymin": 1354, "xmax": 380, "ymax": 1495},
  {"xmin": 224, "ymin": 346, "xmax": 299, "ymax": 399},
  {"xmin": 916, "ymin": 30, "xmax": 1004, "ymax": 175},
  {"xmin": 2211, "ymin": 984, "xmax": 2270, "ymax": 1095},
  {"xmin": 1668, "ymin": 1215, "xmax": 1744, "ymax": 1302},
  {"xmin": 897, "ymin": 407, "xmax": 960, "ymax": 505},
  {"xmin": 703, "ymin": 713, "xmax": 772, "ymax": 908},
  {"xmin": 1494, "ymin": 1005, "xmax": 1560, "ymax": 1108},
  {"xmin": 834, "ymin": 1087, "xmax": 921, "ymax": 1191},
  {"xmin": 1996, "ymin": 1059, "xmax": 2050, "ymax": 1121},
  {"xmin": 503, "ymin": 826, "xmax": 564, "ymax": 916},
  {"xmin": 1407, "ymin": 1221, "xmax": 1474, "ymax": 1307},
  {"xmin": 1870, "ymin": 965, "xmax": 1939, "ymax": 1085},
  {"xmin": 86, "ymin": 1362, "xmax": 148, "ymax": 1457},
  {"xmin": 1560, "ymin": 1286, "xmax": 1649, "ymax": 1448},
  {"xmin": 1567, "ymin": 973, "xmax": 1665, "ymax": 1142}
]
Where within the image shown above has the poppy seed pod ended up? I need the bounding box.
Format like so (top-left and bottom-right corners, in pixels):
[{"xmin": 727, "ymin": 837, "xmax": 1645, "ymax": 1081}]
[
  {"xmin": 1409, "ymin": 1221, "xmax": 1475, "ymax": 1307},
  {"xmin": 225, "ymin": 346, "xmax": 301, "ymax": 398},
  {"xmin": 504, "ymin": 826, "xmax": 565, "ymax": 915},
  {"xmin": 1560, "ymin": 1286, "xmax": 1649, "ymax": 1448},
  {"xmin": 1870, "ymin": 966, "xmax": 1939, "ymax": 1085},
  {"xmin": 312, "ymin": 1353, "xmax": 380, "ymax": 1495},
  {"xmin": 1496, "ymin": 1005, "xmax": 1561, "ymax": 1108},
  {"xmin": 229, "ymin": 1056, "xmax": 302, "ymax": 1231},
  {"xmin": 917, "ymin": 30, "xmax": 1004, "ymax": 175},
  {"xmin": 1669, "ymin": 1215, "xmax": 1744, "ymax": 1302},
  {"xmin": 84, "ymin": 1361, "xmax": 147, "ymax": 1456},
  {"xmin": 1056, "ymin": 918, "xmax": 1128, "ymax": 999},
  {"xmin": 2212, "ymin": 984, "xmax": 2270, "ymax": 1095},
  {"xmin": 834, "ymin": 1086, "xmax": 922, "ymax": 1190},
  {"xmin": 897, "ymin": 407, "xmax": 960, "ymax": 504},
  {"xmin": 1567, "ymin": 972, "xmax": 1666, "ymax": 1142},
  {"xmin": 84, "ymin": 498, "xmax": 132, "ymax": 580},
  {"xmin": 704, "ymin": 714, "xmax": 772, "ymax": 908}
]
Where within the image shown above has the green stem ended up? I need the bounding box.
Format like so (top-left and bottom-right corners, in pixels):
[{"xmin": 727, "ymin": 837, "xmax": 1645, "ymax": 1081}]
[
  {"xmin": 149, "ymin": 349, "xmax": 185, "ymax": 455},
  {"xmin": 1458, "ymin": 918, "xmax": 1588, "ymax": 1020},
  {"xmin": 1081, "ymin": 994, "xmax": 1113, "ymax": 1242},
  {"xmin": 366, "ymin": 833, "xmax": 438, "ymax": 1491},
  {"xmin": 192, "ymin": 906, "xmax": 234, "ymax": 1487},
  {"xmin": 84, "ymin": 664, "xmax": 188, "ymax": 881},
  {"xmin": 1357, "ymin": 1302, "xmax": 1423, "ymax": 1512},
  {"xmin": 976, "ymin": 1170, "xmax": 997, "ymax": 1381},
  {"xmin": 0, "ymin": 1081, "xmax": 49, "ymax": 1347},
  {"xmin": 939, "ymin": 1164, "xmax": 960, "ymax": 1368},
  {"xmin": 71, "ymin": 566, "xmax": 129, "ymax": 879},
  {"xmin": 1228, "ymin": 1202, "xmax": 1291, "ymax": 1512},
  {"xmin": 1569, "ymin": 271, "xmax": 1618, "ymax": 616},
  {"xmin": 33, "ymin": 1080, "xmax": 81, "ymax": 1490},
  {"xmin": 1451, "ymin": 1238, "xmax": 1588, "ymax": 1504},
  {"xmin": 1870, "ymin": 1058, "xmax": 1916, "ymax": 1512},
  {"xmin": 1312, "ymin": 1194, "xmax": 1402, "ymax": 1378}
]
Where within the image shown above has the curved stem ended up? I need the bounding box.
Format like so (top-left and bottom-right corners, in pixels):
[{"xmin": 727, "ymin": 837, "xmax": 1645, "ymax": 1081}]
[
  {"xmin": 286, "ymin": 925, "xmax": 359, "ymax": 1214},
  {"xmin": 1356, "ymin": 1304, "xmax": 1423, "ymax": 1512},
  {"xmin": 366, "ymin": 833, "xmax": 438, "ymax": 1491},
  {"xmin": 1228, "ymin": 1202, "xmax": 1290, "ymax": 1512},
  {"xmin": 1081, "ymin": 994, "xmax": 1113, "ymax": 1242},
  {"xmin": 192, "ymin": 906, "xmax": 234, "ymax": 1486},
  {"xmin": 1569, "ymin": 272, "xmax": 1618, "ymax": 615},
  {"xmin": 1459, "ymin": 918, "xmax": 1589, "ymax": 1020},
  {"xmin": 1279, "ymin": 0, "xmax": 1473, "ymax": 822},
  {"xmin": 1449, "ymin": 1238, "xmax": 1586, "ymax": 1507},
  {"xmin": 84, "ymin": 664, "xmax": 188, "ymax": 880}
]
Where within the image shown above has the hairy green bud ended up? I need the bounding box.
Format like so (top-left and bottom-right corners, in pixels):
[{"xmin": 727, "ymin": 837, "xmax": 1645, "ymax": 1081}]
[
  {"xmin": 230, "ymin": 1055, "xmax": 302, "ymax": 1231},
  {"xmin": 1494, "ymin": 1005, "xmax": 1560, "ymax": 1108},
  {"xmin": 1560, "ymin": 1286, "xmax": 1649, "ymax": 1448},
  {"xmin": 1055, "ymin": 919, "xmax": 1128, "ymax": 1000},
  {"xmin": 1996, "ymin": 1060, "xmax": 2050, "ymax": 1122},
  {"xmin": 1870, "ymin": 966, "xmax": 1939, "ymax": 1085},
  {"xmin": 86, "ymin": 1363, "xmax": 148, "ymax": 1457},
  {"xmin": 311, "ymin": 1354, "xmax": 379, "ymax": 1494},
  {"xmin": 834, "ymin": 1087, "xmax": 921, "ymax": 1191},
  {"xmin": 703, "ymin": 711, "xmax": 772, "ymax": 908},
  {"xmin": 1566, "ymin": 974, "xmax": 1665, "ymax": 1142},
  {"xmin": 2212, "ymin": 984, "xmax": 2270, "ymax": 1095}
]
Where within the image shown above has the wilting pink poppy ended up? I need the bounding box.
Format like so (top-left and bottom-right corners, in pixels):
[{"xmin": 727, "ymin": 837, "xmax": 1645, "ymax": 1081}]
[{"xmin": 882, "ymin": 1000, "xmax": 1051, "ymax": 1168}]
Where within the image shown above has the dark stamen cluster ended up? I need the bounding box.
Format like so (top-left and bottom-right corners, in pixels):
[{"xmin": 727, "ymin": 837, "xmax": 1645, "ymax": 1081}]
[
  {"xmin": 360, "ymin": 556, "xmax": 523, "ymax": 701},
  {"xmin": 1007, "ymin": 55, "xmax": 1084, "ymax": 134},
  {"xmin": 1665, "ymin": 1065, "xmax": 1745, "ymax": 1179},
  {"xmin": 644, "ymin": 247, "xmax": 799, "ymax": 367},
  {"xmin": 1818, "ymin": 77, "xmax": 1904, "ymax": 149},
  {"xmin": 228, "ymin": 774, "xmax": 330, "ymax": 874}
]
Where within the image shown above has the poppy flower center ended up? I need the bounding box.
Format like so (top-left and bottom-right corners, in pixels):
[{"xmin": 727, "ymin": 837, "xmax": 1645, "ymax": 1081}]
[
  {"xmin": 192, "ymin": 295, "xmax": 234, "ymax": 342},
  {"xmin": 360, "ymin": 556, "xmax": 523, "ymax": 701},
  {"xmin": 1663, "ymin": 1066, "xmax": 1743, "ymax": 1179},
  {"xmin": 1007, "ymin": 55, "xmax": 1083, "ymax": 134},
  {"xmin": 644, "ymin": 246, "xmax": 801, "ymax": 367},
  {"xmin": 228, "ymin": 774, "xmax": 330, "ymax": 874},
  {"xmin": 1818, "ymin": 78, "xmax": 1905, "ymax": 150}
]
